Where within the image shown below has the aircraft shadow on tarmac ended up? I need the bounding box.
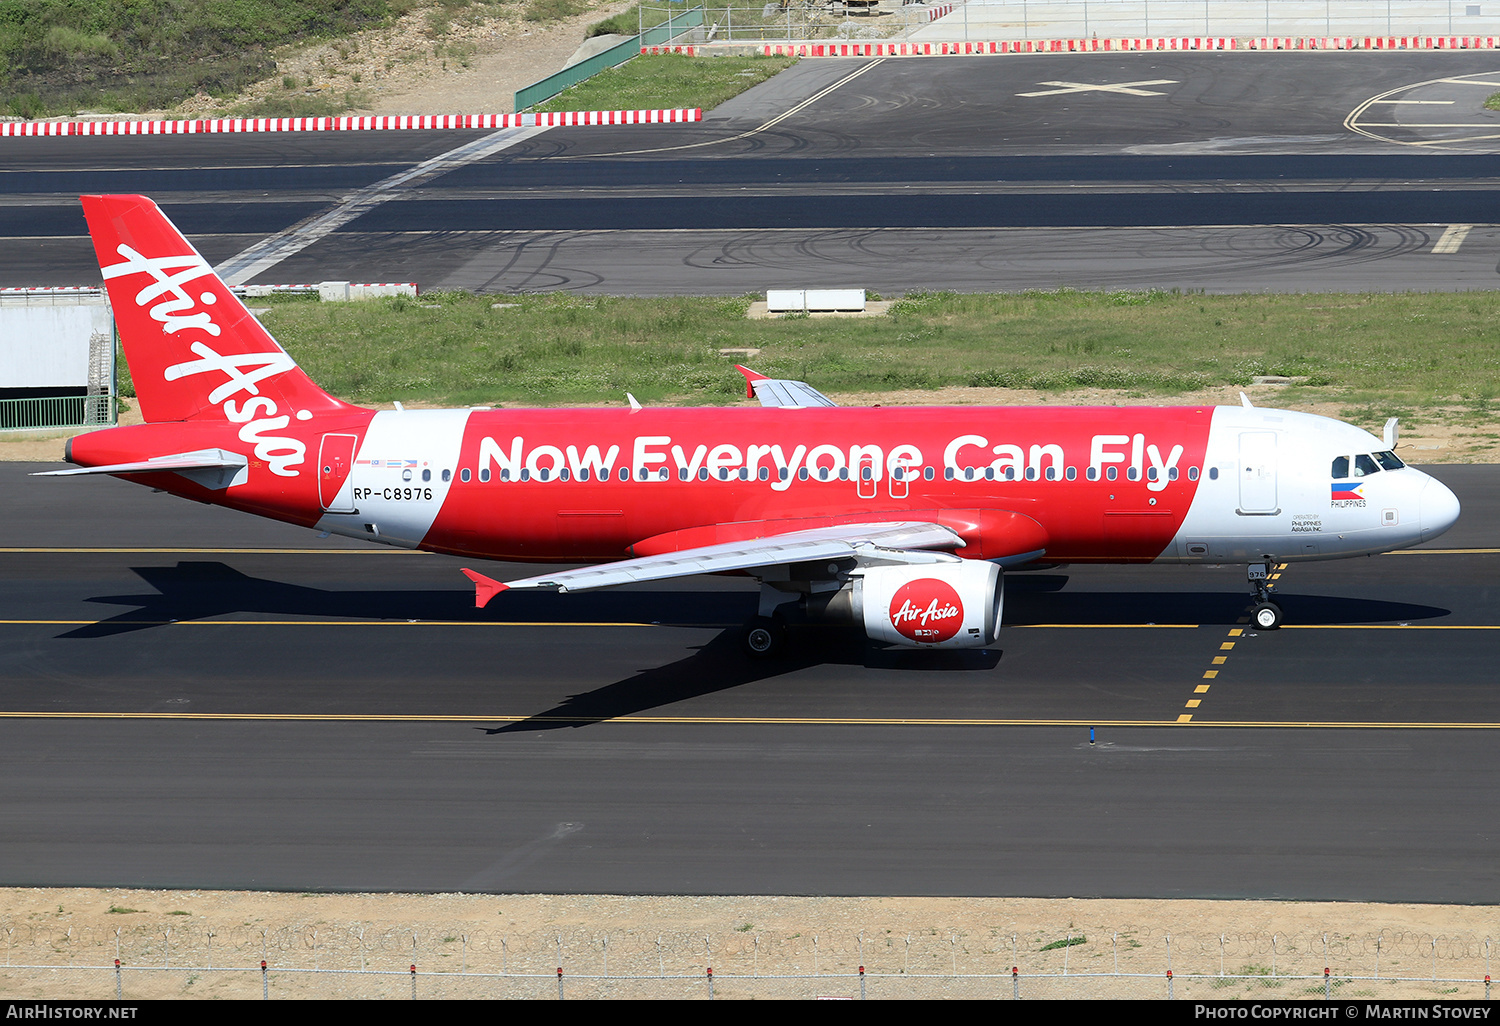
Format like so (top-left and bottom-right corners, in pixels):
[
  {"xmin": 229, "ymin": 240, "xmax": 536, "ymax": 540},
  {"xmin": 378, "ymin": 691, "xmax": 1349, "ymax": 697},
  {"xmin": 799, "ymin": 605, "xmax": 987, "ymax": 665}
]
[
  {"xmin": 1001, "ymin": 575, "xmax": 1450, "ymax": 628},
  {"xmin": 67, "ymin": 561, "xmax": 1448, "ymax": 637},
  {"xmin": 64, "ymin": 563, "xmax": 1448, "ymax": 729},
  {"xmin": 486, "ymin": 575, "xmax": 1451, "ymax": 732}
]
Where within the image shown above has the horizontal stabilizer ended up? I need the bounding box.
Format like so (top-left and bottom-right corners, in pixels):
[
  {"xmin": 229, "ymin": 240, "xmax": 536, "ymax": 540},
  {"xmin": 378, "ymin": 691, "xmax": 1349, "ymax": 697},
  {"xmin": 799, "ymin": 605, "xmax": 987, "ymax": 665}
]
[{"xmin": 32, "ymin": 449, "xmax": 248, "ymax": 489}]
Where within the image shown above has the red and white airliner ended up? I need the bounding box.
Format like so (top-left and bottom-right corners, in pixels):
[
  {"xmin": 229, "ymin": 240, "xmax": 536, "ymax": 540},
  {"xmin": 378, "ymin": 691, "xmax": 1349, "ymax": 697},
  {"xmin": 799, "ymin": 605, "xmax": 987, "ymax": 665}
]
[{"xmin": 39, "ymin": 195, "xmax": 1461, "ymax": 654}]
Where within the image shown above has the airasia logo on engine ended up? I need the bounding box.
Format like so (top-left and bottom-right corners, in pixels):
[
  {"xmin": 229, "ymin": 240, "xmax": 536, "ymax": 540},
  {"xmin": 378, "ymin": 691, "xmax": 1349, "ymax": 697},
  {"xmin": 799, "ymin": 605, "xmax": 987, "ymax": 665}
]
[{"xmin": 888, "ymin": 578, "xmax": 964, "ymax": 643}]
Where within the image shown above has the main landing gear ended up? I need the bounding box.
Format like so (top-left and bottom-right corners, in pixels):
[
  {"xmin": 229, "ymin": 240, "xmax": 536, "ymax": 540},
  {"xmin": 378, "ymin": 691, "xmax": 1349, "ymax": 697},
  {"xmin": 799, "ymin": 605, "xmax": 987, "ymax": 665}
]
[
  {"xmin": 1248, "ymin": 562, "xmax": 1283, "ymax": 630},
  {"xmin": 741, "ymin": 615, "xmax": 788, "ymax": 658}
]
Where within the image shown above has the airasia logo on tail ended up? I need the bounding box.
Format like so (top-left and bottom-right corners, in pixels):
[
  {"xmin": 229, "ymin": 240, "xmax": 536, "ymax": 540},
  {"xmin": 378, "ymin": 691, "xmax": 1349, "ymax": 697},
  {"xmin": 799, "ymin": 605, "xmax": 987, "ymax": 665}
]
[
  {"xmin": 101, "ymin": 244, "xmax": 307, "ymax": 478},
  {"xmin": 889, "ymin": 578, "xmax": 964, "ymax": 643}
]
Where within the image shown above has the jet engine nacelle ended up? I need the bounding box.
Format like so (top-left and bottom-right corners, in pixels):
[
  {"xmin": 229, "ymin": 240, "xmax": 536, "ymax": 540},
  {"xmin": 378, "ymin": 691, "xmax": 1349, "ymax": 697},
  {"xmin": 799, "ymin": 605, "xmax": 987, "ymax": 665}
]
[{"xmin": 858, "ymin": 561, "xmax": 1003, "ymax": 649}]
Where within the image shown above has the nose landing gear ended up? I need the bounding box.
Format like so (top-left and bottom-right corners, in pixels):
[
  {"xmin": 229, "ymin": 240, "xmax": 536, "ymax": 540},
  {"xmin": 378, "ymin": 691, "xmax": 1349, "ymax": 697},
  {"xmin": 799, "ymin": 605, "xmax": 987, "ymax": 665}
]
[{"xmin": 1248, "ymin": 562, "xmax": 1284, "ymax": 630}]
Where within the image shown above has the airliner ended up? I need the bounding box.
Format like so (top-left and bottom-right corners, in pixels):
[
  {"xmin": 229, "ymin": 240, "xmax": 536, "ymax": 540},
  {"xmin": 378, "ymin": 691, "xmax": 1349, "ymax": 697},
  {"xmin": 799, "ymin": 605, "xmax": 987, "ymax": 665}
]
[{"xmin": 37, "ymin": 195, "xmax": 1461, "ymax": 656}]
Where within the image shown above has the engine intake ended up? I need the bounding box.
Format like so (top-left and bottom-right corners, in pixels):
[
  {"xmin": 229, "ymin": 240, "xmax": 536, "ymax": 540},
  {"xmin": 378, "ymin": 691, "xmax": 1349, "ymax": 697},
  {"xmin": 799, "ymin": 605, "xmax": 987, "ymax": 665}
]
[{"xmin": 856, "ymin": 561, "xmax": 1004, "ymax": 649}]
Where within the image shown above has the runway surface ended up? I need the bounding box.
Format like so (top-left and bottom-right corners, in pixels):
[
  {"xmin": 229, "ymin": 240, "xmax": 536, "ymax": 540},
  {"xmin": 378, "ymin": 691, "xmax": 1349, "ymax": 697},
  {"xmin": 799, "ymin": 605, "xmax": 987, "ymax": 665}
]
[
  {"xmin": 6, "ymin": 53, "xmax": 1500, "ymax": 292},
  {"xmin": 3, "ymin": 462, "xmax": 1497, "ymax": 899}
]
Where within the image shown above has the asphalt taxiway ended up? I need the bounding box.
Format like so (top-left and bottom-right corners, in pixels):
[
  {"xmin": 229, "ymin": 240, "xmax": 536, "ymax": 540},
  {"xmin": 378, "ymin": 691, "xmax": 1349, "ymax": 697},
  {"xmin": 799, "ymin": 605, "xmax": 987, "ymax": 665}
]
[{"xmin": 2, "ymin": 462, "xmax": 1496, "ymax": 899}]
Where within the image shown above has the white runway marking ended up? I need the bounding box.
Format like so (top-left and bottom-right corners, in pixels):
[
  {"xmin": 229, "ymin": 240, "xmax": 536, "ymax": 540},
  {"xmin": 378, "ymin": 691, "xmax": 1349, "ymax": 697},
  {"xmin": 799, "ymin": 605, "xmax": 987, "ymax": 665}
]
[
  {"xmin": 1431, "ymin": 224, "xmax": 1473, "ymax": 254},
  {"xmin": 1017, "ymin": 79, "xmax": 1177, "ymax": 98},
  {"xmin": 215, "ymin": 126, "xmax": 549, "ymax": 285}
]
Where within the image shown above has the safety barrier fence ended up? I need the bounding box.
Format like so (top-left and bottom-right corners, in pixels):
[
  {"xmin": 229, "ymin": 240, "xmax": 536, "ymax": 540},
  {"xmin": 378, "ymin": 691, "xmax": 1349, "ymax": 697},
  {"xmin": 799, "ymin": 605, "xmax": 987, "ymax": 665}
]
[
  {"xmin": 0, "ymin": 964, "xmax": 1492, "ymax": 1000},
  {"xmin": 0, "ymin": 284, "xmax": 411, "ymax": 299},
  {"xmin": 759, "ymin": 33, "xmax": 1500, "ymax": 55},
  {"xmin": 0, "ymin": 109, "xmax": 701, "ymax": 138},
  {"xmin": 0, "ymin": 396, "xmax": 112, "ymax": 432},
  {"xmin": 1, "ymin": 922, "xmax": 1493, "ymax": 999},
  {"xmin": 515, "ymin": 7, "xmax": 708, "ymax": 110}
]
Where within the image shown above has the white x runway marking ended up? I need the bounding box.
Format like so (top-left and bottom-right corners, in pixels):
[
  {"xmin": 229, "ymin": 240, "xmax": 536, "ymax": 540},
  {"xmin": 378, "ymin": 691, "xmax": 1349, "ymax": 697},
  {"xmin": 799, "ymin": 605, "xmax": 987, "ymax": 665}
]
[{"xmin": 1017, "ymin": 79, "xmax": 1178, "ymax": 97}]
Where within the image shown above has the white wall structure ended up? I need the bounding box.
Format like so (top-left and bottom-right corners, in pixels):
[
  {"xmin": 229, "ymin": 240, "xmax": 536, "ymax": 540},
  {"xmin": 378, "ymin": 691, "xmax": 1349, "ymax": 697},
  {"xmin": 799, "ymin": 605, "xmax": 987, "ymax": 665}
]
[{"xmin": 0, "ymin": 302, "xmax": 113, "ymax": 390}]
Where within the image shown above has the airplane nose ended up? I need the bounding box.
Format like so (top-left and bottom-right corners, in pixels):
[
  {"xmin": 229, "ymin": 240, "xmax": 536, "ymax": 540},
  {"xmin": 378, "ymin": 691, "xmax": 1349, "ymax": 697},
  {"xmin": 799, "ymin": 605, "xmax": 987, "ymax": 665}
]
[{"xmin": 1419, "ymin": 476, "xmax": 1461, "ymax": 543}]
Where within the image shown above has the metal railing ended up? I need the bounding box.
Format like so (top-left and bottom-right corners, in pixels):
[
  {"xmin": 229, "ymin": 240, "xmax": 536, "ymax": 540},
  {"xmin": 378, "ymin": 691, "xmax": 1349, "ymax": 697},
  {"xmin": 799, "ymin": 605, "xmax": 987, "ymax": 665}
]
[{"xmin": 0, "ymin": 395, "xmax": 113, "ymax": 432}]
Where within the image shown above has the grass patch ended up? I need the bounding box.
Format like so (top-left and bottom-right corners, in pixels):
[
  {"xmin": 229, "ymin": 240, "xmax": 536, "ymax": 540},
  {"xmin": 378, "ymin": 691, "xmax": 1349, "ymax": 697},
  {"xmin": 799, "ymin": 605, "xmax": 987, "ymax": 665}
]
[
  {"xmin": 1039, "ymin": 935, "xmax": 1086, "ymax": 951},
  {"xmin": 232, "ymin": 87, "xmax": 371, "ymax": 118},
  {"xmin": 528, "ymin": 53, "xmax": 796, "ymax": 113},
  {"xmin": 522, "ymin": 0, "xmax": 593, "ymax": 21},
  {"xmin": 1486, "ymin": 91, "xmax": 1500, "ymax": 111},
  {"xmin": 586, "ymin": 3, "xmax": 683, "ymax": 37},
  {"xmin": 0, "ymin": 0, "xmax": 394, "ymax": 118},
  {"xmin": 148, "ymin": 289, "xmax": 1500, "ymax": 431}
]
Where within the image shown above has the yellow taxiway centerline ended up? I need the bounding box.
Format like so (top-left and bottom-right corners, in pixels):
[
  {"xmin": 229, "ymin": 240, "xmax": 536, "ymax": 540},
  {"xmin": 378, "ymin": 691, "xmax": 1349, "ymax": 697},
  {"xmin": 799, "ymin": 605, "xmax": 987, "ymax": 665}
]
[{"xmin": 0, "ymin": 711, "xmax": 1496, "ymax": 728}]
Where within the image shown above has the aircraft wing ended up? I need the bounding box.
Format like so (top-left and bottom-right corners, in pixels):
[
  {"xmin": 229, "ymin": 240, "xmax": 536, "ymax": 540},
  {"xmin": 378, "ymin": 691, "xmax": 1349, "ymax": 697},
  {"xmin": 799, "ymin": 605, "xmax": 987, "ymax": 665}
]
[
  {"xmin": 461, "ymin": 520, "xmax": 965, "ymax": 607},
  {"xmin": 735, "ymin": 365, "xmax": 837, "ymax": 408}
]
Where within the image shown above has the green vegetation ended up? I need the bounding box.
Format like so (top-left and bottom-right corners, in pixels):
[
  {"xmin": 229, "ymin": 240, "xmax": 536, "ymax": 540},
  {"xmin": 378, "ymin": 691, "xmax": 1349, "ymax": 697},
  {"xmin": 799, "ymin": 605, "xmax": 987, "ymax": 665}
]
[
  {"xmin": 1486, "ymin": 91, "xmax": 1500, "ymax": 111},
  {"xmin": 585, "ymin": 2, "xmax": 683, "ymax": 38},
  {"xmin": 124, "ymin": 289, "xmax": 1498, "ymax": 447},
  {"xmin": 1039, "ymin": 935, "xmax": 1087, "ymax": 951},
  {"xmin": 0, "ymin": 0, "xmax": 395, "ymax": 118},
  {"xmin": 529, "ymin": 53, "xmax": 796, "ymax": 113}
]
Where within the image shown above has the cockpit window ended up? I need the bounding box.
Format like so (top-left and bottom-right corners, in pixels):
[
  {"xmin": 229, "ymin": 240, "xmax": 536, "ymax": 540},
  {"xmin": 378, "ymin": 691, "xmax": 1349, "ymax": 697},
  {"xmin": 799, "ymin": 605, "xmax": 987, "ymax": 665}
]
[
  {"xmin": 1373, "ymin": 450, "xmax": 1405, "ymax": 471},
  {"xmin": 1353, "ymin": 454, "xmax": 1380, "ymax": 477},
  {"xmin": 1331, "ymin": 456, "xmax": 1348, "ymax": 478}
]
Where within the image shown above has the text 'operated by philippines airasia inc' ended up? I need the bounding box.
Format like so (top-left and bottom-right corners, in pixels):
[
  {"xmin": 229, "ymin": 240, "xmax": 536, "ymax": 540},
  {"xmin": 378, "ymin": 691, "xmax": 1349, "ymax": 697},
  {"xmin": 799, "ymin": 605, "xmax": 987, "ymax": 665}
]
[{"xmin": 39, "ymin": 195, "xmax": 1460, "ymax": 657}]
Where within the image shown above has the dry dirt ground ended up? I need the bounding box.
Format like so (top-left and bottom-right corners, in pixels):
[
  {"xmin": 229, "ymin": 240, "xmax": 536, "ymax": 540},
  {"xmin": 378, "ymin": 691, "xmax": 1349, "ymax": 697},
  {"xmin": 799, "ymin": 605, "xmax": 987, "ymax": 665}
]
[
  {"xmin": 161, "ymin": 1, "xmax": 641, "ymax": 119},
  {"xmin": 7, "ymin": 7, "xmax": 1495, "ymax": 996},
  {"xmin": 1, "ymin": 888, "xmax": 1495, "ymax": 1000}
]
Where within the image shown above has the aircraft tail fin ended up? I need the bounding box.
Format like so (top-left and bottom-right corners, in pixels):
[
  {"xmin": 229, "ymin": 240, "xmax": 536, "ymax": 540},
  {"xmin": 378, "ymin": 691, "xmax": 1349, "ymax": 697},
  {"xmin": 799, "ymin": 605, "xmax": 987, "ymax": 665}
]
[{"xmin": 80, "ymin": 194, "xmax": 356, "ymax": 424}]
